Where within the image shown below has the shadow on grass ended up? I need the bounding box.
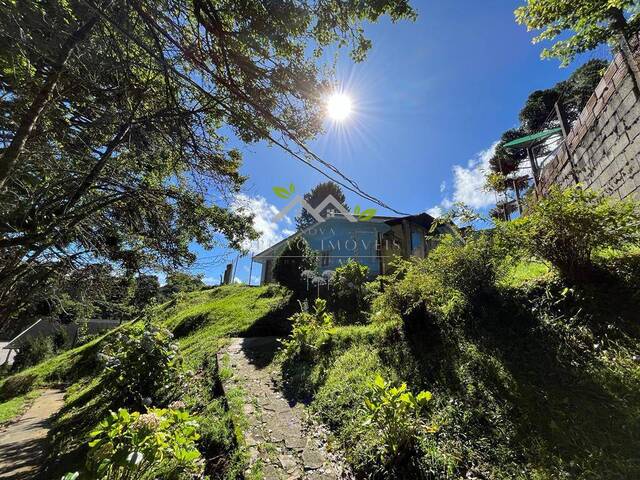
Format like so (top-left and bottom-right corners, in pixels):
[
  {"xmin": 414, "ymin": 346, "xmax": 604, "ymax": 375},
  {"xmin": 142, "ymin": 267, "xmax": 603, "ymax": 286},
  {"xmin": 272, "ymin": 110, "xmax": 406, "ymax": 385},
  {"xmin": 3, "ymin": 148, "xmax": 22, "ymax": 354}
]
[{"xmin": 239, "ymin": 293, "xmax": 297, "ymax": 338}]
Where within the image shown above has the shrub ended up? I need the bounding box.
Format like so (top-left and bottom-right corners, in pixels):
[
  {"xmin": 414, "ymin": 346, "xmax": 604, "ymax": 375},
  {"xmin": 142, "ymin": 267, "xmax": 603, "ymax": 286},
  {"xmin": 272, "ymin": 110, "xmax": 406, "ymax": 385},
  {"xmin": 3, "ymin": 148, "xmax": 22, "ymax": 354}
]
[
  {"xmin": 99, "ymin": 323, "xmax": 186, "ymax": 408},
  {"xmin": 281, "ymin": 298, "xmax": 334, "ymax": 359},
  {"xmin": 11, "ymin": 336, "xmax": 55, "ymax": 372},
  {"xmin": 272, "ymin": 237, "xmax": 317, "ymax": 295},
  {"xmin": 424, "ymin": 233, "xmax": 498, "ymax": 300},
  {"xmin": 376, "ymin": 233, "xmax": 497, "ymax": 328},
  {"xmin": 498, "ymin": 186, "xmax": 640, "ymax": 283},
  {"xmin": 363, "ymin": 375, "xmax": 434, "ymax": 465},
  {"xmin": 329, "ymin": 259, "xmax": 371, "ymax": 322},
  {"xmin": 81, "ymin": 406, "xmax": 203, "ymax": 479}
]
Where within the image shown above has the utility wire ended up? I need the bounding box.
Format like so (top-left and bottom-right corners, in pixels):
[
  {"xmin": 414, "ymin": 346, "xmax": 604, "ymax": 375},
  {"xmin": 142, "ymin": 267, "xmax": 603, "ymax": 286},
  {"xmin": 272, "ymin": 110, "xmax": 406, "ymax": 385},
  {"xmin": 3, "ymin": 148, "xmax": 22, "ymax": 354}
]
[{"xmin": 76, "ymin": 0, "xmax": 409, "ymax": 215}]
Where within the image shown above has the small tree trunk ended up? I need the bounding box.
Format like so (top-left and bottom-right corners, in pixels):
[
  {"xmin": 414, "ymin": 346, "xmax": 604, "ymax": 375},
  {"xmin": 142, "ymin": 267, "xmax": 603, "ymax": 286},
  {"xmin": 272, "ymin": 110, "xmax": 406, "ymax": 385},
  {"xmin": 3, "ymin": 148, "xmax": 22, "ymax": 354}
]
[{"xmin": 0, "ymin": 14, "xmax": 101, "ymax": 188}]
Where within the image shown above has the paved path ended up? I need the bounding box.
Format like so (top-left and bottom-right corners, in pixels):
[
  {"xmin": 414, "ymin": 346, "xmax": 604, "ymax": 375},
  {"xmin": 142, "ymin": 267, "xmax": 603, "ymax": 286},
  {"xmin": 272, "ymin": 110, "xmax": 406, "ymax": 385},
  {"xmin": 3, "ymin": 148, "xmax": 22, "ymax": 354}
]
[
  {"xmin": 0, "ymin": 389, "xmax": 65, "ymax": 479},
  {"xmin": 220, "ymin": 337, "xmax": 351, "ymax": 480}
]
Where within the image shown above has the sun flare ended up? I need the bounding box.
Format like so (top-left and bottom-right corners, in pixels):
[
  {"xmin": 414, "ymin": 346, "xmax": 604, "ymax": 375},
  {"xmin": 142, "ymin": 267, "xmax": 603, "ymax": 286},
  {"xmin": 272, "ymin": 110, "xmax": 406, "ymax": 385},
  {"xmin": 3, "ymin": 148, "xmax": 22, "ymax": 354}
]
[{"xmin": 326, "ymin": 93, "xmax": 352, "ymax": 121}]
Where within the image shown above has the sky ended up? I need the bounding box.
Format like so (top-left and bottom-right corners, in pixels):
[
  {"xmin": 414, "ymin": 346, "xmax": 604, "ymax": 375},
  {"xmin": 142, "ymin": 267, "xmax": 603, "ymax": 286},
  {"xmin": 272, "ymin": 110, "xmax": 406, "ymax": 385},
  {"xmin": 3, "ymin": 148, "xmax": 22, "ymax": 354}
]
[{"xmin": 184, "ymin": 0, "xmax": 611, "ymax": 286}]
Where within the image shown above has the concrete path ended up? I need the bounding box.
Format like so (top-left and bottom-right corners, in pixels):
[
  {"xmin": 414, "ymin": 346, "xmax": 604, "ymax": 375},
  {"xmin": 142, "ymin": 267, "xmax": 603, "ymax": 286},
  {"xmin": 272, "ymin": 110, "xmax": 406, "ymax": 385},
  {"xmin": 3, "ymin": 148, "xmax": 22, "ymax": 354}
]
[
  {"xmin": 220, "ymin": 337, "xmax": 351, "ymax": 480},
  {"xmin": 0, "ymin": 389, "xmax": 65, "ymax": 479}
]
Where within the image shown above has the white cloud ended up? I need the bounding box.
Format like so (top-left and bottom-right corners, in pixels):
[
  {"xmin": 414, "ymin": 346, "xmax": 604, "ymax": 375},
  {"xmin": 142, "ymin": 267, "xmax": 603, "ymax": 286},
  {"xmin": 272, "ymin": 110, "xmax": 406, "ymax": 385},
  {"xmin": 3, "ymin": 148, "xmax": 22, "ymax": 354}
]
[
  {"xmin": 450, "ymin": 141, "xmax": 498, "ymax": 209},
  {"xmin": 427, "ymin": 206, "xmax": 443, "ymax": 218},
  {"xmin": 428, "ymin": 141, "xmax": 498, "ymax": 216},
  {"xmin": 231, "ymin": 193, "xmax": 291, "ymax": 255},
  {"xmin": 233, "ymin": 276, "xmax": 243, "ymax": 284}
]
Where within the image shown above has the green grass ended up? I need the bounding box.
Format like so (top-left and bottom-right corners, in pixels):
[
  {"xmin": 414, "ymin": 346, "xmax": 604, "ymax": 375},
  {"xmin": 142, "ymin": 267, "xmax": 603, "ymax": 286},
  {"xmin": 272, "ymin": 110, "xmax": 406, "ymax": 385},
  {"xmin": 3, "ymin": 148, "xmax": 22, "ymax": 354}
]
[
  {"xmin": 279, "ymin": 262, "xmax": 640, "ymax": 479},
  {"xmin": 499, "ymin": 259, "xmax": 551, "ymax": 287},
  {"xmin": 0, "ymin": 285, "xmax": 292, "ymax": 479},
  {"xmin": 160, "ymin": 285, "xmax": 292, "ymax": 366},
  {"xmin": 0, "ymin": 389, "xmax": 41, "ymax": 425}
]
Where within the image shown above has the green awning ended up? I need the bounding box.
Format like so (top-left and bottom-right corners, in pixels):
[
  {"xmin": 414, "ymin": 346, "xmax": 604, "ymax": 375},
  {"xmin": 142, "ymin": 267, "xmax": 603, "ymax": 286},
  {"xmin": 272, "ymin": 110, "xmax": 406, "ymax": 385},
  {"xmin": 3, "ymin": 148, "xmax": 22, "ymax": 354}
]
[{"xmin": 503, "ymin": 127, "xmax": 562, "ymax": 150}]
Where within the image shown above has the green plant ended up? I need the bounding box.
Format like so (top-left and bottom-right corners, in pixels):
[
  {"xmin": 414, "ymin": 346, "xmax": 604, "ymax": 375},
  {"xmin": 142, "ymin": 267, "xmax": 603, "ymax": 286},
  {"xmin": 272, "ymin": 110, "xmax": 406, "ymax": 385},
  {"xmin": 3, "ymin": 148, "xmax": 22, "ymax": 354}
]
[
  {"xmin": 99, "ymin": 323, "xmax": 186, "ymax": 408},
  {"xmin": 281, "ymin": 298, "xmax": 334, "ymax": 358},
  {"xmin": 84, "ymin": 406, "xmax": 202, "ymax": 479},
  {"xmin": 330, "ymin": 259, "xmax": 371, "ymax": 321},
  {"xmin": 11, "ymin": 336, "xmax": 55, "ymax": 372},
  {"xmin": 272, "ymin": 238, "xmax": 317, "ymax": 295},
  {"xmin": 515, "ymin": 0, "xmax": 637, "ymax": 65},
  {"xmin": 376, "ymin": 233, "xmax": 497, "ymax": 329},
  {"xmin": 498, "ymin": 186, "xmax": 640, "ymax": 283},
  {"xmin": 363, "ymin": 375, "xmax": 434, "ymax": 465}
]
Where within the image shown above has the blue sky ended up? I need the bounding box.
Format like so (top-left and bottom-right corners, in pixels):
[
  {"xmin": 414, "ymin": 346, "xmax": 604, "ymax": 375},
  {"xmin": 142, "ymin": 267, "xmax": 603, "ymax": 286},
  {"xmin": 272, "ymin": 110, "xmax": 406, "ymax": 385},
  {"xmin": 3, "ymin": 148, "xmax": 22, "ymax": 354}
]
[{"xmin": 186, "ymin": 1, "xmax": 610, "ymax": 285}]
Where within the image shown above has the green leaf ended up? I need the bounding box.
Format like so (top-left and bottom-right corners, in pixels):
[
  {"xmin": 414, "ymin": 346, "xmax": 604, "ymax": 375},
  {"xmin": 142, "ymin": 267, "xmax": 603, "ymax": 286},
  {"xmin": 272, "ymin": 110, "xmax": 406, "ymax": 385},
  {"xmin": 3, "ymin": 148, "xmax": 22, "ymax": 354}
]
[
  {"xmin": 289, "ymin": 183, "xmax": 295, "ymax": 194},
  {"xmin": 416, "ymin": 391, "xmax": 432, "ymax": 405},
  {"xmin": 373, "ymin": 375, "xmax": 386, "ymax": 389},
  {"xmin": 273, "ymin": 186, "xmax": 291, "ymax": 199},
  {"xmin": 353, "ymin": 205, "xmax": 361, "ymax": 215},
  {"xmin": 61, "ymin": 473, "xmax": 80, "ymax": 480}
]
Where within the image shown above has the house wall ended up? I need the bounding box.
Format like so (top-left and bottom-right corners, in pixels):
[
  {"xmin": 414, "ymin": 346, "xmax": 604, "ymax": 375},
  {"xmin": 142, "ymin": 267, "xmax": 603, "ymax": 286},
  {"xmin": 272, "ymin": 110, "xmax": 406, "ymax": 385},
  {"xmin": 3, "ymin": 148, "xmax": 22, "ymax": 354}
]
[
  {"xmin": 536, "ymin": 34, "xmax": 640, "ymax": 200},
  {"xmin": 256, "ymin": 217, "xmax": 446, "ymax": 284},
  {"xmin": 302, "ymin": 217, "xmax": 391, "ymax": 276}
]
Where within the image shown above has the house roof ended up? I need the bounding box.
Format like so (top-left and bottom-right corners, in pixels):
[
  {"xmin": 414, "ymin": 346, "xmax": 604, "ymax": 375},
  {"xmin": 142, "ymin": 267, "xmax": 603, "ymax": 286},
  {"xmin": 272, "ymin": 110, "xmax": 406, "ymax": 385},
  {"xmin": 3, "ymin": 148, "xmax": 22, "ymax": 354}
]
[
  {"xmin": 503, "ymin": 127, "xmax": 562, "ymax": 150},
  {"xmin": 252, "ymin": 213, "xmax": 435, "ymax": 261},
  {"xmin": 384, "ymin": 212, "xmax": 435, "ymax": 230}
]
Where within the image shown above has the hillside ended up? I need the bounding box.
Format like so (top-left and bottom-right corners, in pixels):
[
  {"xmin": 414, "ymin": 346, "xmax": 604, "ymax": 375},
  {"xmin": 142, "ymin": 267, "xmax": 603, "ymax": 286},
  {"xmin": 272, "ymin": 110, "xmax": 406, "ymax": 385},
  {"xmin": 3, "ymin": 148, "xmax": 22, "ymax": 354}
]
[
  {"xmin": 1, "ymin": 210, "xmax": 640, "ymax": 479},
  {"xmin": 0, "ymin": 285, "xmax": 293, "ymax": 479}
]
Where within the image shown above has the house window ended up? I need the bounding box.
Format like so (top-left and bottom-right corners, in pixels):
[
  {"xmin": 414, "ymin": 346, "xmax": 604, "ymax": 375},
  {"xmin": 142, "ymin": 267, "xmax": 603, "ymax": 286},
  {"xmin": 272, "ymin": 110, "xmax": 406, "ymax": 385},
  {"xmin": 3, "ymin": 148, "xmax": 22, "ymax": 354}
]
[{"xmin": 320, "ymin": 251, "xmax": 330, "ymax": 267}]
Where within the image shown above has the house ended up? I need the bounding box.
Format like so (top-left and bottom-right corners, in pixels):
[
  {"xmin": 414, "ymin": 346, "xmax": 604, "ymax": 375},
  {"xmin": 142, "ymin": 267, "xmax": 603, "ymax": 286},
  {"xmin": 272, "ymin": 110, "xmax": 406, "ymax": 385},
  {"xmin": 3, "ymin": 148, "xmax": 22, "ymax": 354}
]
[{"xmin": 253, "ymin": 212, "xmax": 456, "ymax": 285}]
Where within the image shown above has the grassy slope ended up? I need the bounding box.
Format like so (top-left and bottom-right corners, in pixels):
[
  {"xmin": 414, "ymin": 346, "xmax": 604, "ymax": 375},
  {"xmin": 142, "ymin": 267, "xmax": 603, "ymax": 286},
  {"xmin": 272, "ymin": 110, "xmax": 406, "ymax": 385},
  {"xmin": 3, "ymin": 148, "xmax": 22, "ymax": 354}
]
[
  {"xmin": 280, "ymin": 261, "xmax": 640, "ymax": 479},
  {"xmin": 0, "ymin": 285, "xmax": 292, "ymax": 478}
]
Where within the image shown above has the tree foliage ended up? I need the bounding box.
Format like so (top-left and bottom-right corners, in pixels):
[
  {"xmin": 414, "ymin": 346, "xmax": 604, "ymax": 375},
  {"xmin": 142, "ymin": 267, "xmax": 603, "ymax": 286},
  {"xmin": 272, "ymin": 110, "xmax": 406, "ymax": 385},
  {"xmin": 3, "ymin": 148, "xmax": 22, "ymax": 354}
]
[
  {"xmin": 486, "ymin": 59, "xmax": 608, "ymax": 208},
  {"xmin": 272, "ymin": 238, "xmax": 317, "ymax": 294},
  {"xmin": 162, "ymin": 272, "xmax": 205, "ymax": 297},
  {"xmin": 296, "ymin": 181, "xmax": 349, "ymax": 230},
  {"xmin": 0, "ymin": 0, "xmax": 415, "ymax": 324},
  {"xmin": 515, "ymin": 0, "xmax": 639, "ymax": 65}
]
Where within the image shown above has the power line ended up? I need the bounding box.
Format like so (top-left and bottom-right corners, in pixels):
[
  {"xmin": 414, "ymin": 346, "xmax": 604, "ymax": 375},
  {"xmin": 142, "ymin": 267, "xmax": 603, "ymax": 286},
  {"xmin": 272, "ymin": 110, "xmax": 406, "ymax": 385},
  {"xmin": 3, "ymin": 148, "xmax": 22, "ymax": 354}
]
[{"xmin": 76, "ymin": 0, "xmax": 409, "ymax": 215}]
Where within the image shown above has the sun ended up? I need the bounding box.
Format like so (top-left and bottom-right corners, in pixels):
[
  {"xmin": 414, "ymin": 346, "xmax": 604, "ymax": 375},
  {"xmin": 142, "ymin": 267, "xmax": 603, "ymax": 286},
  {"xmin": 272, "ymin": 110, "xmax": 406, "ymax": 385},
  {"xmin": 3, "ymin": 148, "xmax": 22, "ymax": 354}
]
[{"xmin": 326, "ymin": 93, "xmax": 352, "ymax": 121}]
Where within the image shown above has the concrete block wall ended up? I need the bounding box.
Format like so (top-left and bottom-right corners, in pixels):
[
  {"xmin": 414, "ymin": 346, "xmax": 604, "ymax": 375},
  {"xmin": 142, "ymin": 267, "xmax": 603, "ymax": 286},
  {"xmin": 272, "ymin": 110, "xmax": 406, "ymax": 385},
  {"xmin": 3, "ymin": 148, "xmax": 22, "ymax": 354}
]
[{"xmin": 536, "ymin": 35, "xmax": 640, "ymax": 201}]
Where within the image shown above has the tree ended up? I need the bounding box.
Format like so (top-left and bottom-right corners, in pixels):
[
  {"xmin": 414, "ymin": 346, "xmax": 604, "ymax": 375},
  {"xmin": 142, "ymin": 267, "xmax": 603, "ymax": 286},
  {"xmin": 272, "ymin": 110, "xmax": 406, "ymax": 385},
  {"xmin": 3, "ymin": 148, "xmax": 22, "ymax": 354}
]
[
  {"xmin": 562, "ymin": 59, "xmax": 610, "ymax": 114},
  {"xmin": 162, "ymin": 272, "xmax": 205, "ymax": 297},
  {"xmin": 295, "ymin": 181, "xmax": 349, "ymax": 230},
  {"xmin": 519, "ymin": 59, "xmax": 609, "ymax": 132},
  {"xmin": 486, "ymin": 59, "xmax": 609, "ymax": 215},
  {"xmin": 132, "ymin": 275, "xmax": 160, "ymax": 308},
  {"xmin": 0, "ymin": 0, "xmax": 415, "ymax": 324},
  {"xmin": 272, "ymin": 238, "xmax": 317, "ymax": 295},
  {"xmin": 515, "ymin": 0, "xmax": 639, "ymax": 65}
]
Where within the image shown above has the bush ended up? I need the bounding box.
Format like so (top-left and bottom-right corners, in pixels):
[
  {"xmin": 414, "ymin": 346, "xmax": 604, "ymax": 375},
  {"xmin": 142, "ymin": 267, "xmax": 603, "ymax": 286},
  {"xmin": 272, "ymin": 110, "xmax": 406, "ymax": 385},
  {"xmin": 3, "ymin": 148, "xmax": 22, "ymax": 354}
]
[
  {"xmin": 272, "ymin": 237, "xmax": 317, "ymax": 295},
  {"xmin": 498, "ymin": 186, "xmax": 640, "ymax": 283},
  {"xmin": 376, "ymin": 233, "xmax": 498, "ymax": 329},
  {"xmin": 99, "ymin": 323, "xmax": 187, "ymax": 408},
  {"xmin": 329, "ymin": 259, "xmax": 371, "ymax": 322},
  {"xmin": 80, "ymin": 406, "xmax": 203, "ymax": 480},
  {"xmin": 11, "ymin": 336, "xmax": 55, "ymax": 372},
  {"xmin": 363, "ymin": 375, "xmax": 434, "ymax": 465},
  {"xmin": 281, "ymin": 298, "xmax": 334, "ymax": 359}
]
